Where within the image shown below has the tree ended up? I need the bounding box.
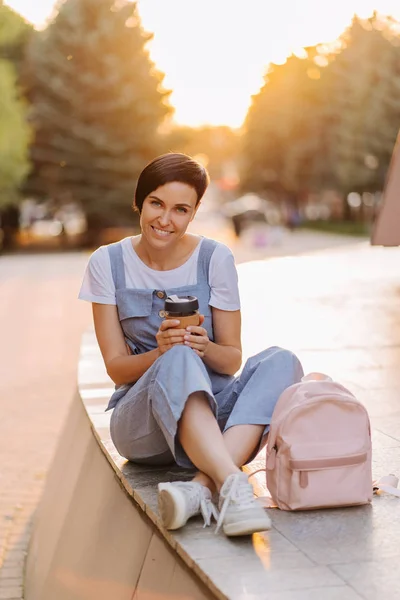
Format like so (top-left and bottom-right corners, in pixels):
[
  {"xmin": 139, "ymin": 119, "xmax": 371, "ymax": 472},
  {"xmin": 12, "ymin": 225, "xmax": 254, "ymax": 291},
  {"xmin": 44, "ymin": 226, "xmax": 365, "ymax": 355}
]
[
  {"xmin": 25, "ymin": 0, "xmax": 172, "ymax": 234},
  {"xmin": 0, "ymin": 6, "xmax": 32, "ymax": 209},
  {"xmin": 240, "ymin": 13, "xmax": 400, "ymax": 220},
  {"xmin": 241, "ymin": 49, "xmax": 327, "ymax": 205},
  {"xmin": 0, "ymin": 4, "xmax": 33, "ymax": 67},
  {"xmin": 328, "ymin": 14, "xmax": 400, "ymax": 198}
]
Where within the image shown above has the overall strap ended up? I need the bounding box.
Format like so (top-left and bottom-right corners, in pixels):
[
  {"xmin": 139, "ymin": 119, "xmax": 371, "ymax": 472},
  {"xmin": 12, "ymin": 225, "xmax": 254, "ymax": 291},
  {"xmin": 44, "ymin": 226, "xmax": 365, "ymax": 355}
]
[
  {"xmin": 107, "ymin": 241, "xmax": 127, "ymax": 290},
  {"xmin": 197, "ymin": 237, "xmax": 218, "ymax": 283}
]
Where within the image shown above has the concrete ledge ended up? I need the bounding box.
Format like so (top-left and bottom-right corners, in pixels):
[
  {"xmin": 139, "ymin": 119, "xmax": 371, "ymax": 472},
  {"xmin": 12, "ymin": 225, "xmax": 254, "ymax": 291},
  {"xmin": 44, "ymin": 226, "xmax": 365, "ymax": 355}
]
[{"xmin": 25, "ymin": 329, "xmax": 273, "ymax": 600}]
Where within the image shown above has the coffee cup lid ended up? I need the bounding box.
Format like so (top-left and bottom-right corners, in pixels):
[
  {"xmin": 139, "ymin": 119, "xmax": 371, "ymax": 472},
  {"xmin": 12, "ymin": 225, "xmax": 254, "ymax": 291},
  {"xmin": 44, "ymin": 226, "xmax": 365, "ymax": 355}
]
[{"xmin": 164, "ymin": 295, "xmax": 199, "ymax": 314}]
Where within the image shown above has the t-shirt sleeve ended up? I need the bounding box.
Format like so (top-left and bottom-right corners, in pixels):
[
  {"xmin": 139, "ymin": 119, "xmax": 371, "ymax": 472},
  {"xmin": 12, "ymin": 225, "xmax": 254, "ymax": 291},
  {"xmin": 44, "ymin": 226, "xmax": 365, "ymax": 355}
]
[
  {"xmin": 208, "ymin": 243, "xmax": 241, "ymax": 311},
  {"xmin": 78, "ymin": 246, "xmax": 117, "ymax": 305}
]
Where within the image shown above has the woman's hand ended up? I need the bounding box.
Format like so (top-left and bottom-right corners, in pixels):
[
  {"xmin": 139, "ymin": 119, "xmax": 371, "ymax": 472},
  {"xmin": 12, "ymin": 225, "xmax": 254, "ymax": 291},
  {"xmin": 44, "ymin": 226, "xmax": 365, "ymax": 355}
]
[
  {"xmin": 156, "ymin": 319, "xmax": 186, "ymax": 355},
  {"xmin": 183, "ymin": 315, "xmax": 210, "ymax": 358}
]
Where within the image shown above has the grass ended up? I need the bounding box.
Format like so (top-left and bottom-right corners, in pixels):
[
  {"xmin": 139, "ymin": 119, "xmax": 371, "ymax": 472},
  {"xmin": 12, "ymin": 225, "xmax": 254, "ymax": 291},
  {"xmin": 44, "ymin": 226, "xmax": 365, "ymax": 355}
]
[{"xmin": 299, "ymin": 220, "xmax": 371, "ymax": 237}]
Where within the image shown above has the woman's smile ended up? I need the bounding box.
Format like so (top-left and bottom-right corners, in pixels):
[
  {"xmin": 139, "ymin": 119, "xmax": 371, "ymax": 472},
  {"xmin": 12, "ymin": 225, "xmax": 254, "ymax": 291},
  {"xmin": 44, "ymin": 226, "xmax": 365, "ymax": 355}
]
[{"xmin": 151, "ymin": 225, "xmax": 173, "ymax": 237}]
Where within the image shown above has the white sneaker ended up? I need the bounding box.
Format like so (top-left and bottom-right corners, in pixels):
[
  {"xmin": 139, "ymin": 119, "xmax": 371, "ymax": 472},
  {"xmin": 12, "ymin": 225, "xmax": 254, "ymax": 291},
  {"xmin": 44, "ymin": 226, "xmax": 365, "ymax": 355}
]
[
  {"xmin": 158, "ymin": 481, "xmax": 218, "ymax": 530},
  {"xmin": 216, "ymin": 472, "xmax": 272, "ymax": 536}
]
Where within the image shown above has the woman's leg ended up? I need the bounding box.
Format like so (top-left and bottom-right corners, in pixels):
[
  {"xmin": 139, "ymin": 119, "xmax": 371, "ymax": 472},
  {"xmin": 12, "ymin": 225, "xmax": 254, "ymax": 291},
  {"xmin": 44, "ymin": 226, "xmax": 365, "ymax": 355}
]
[
  {"xmin": 191, "ymin": 424, "xmax": 264, "ymax": 492},
  {"xmin": 222, "ymin": 346, "xmax": 304, "ymax": 455},
  {"xmin": 145, "ymin": 345, "xmax": 271, "ymax": 479},
  {"xmin": 110, "ymin": 345, "xmax": 214, "ymax": 466},
  {"xmin": 158, "ymin": 346, "xmax": 301, "ymax": 535},
  {"xmin": 178, "ymin": 391, "xmax": 241, "ymax": 490},
  {"xmin": 161, "ymin": 390, "xmax": 271, "ymax": 535},
  {"xmin": 192, "ymin": 348, "xmax": 303, "ymax": 493}
]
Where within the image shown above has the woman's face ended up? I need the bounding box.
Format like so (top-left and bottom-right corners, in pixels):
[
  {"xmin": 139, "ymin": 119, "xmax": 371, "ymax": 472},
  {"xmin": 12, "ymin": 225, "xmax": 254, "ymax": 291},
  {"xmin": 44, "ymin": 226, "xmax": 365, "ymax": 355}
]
[{"xmin": 140, "ymin": 182, "xmax": 199, "ymax": 248}]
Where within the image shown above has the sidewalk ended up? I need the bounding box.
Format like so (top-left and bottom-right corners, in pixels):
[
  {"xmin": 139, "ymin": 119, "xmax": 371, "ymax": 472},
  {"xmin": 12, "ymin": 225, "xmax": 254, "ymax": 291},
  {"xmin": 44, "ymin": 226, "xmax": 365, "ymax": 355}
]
[
  {"xmin": 231, "ymin": 227, "xmax": 367, "ymax": 265},
  {"xmin": 188, "ymin": 217, "xmax": 367, "ymax": 264},
  {"xmin": 0, "ymin": 235, "xmax": 399, "ymax": 599},
  {"xmin": 241, "ymin": 241, "xmax": 400, "ymax": 599},
  {"xmin": 0, "ymin": 253, "xmax": 90, "ymax": 600}
]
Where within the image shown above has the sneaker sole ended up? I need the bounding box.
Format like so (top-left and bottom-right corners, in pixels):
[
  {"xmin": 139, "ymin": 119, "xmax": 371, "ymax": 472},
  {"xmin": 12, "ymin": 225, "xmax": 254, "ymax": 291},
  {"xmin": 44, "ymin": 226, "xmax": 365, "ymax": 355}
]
[
  {"xmin": 158, "ymin": 485, "xmax": 187, "ymax": 530},
  {"xmin": 223, "ymin": 516, "xmax": 272, "ymax": 537}
]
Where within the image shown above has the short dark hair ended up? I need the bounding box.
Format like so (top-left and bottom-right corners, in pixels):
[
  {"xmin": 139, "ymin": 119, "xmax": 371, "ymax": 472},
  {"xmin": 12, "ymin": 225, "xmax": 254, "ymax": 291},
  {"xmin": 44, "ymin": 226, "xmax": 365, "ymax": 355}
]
[{"xmin": 134, "ymin": 153, "xmax": 210, "ymax": 214}]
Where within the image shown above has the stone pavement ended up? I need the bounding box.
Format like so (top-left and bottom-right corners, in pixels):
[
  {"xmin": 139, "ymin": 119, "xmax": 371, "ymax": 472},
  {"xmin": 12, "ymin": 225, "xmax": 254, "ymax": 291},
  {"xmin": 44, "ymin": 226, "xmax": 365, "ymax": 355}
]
[
  {"xmin": 0, "ymin": 232, "xmax": 399, "ymax": 599},
  {"xmin": 242, "ymin": 240, "xmax": 400, "ymax": 599},
  {"xmin": 0, "ymin": 253, "xmax": 90, "ymax": 600}
]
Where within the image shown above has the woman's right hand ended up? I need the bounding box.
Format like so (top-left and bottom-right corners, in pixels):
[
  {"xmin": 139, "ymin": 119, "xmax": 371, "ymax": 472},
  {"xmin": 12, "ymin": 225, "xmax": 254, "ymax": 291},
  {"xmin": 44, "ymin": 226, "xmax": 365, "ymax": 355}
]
[{"xmin": 156, "ymin": 320, "xmax": 186, "ymax": 355}]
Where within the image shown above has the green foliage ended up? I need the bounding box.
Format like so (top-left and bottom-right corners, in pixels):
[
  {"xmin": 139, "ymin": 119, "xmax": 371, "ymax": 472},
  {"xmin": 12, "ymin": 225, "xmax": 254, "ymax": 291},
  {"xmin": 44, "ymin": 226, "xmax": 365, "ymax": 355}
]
[
  {"xmin": 241, "ymin": 13, "xmax": 400, "ymax": 208},
  {"xmin": 25, "ymin": 0, "xmax": 172, "ymax": 225},
  {"xmin": 0, "ymin": 3, "xmax": 33, "ymax": 63},
  {"xmin": 329, "ymin": 14, "xmax": 400, "ymax": 195},
  {"xmin": 299, "ymin": 220, "xmax": 370, "ymax": 237},
  {"xmin": 0, "ymin": 60, "xmax": 32, "ymax": 205},
  {"xmin": 241, "ymin": 48, "xmax": 328, "ymax": 200},
  {"xmin": 0, "ymin": 6, "xmax": 32, "ymax": 206}
]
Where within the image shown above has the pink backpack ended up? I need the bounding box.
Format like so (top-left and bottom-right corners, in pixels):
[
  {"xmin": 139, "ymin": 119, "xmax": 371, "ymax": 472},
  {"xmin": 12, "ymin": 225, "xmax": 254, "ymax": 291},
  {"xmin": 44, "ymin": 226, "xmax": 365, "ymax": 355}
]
[{"xmin": 265, "ymin": 373, "xmax": 372, "ymax": 510}]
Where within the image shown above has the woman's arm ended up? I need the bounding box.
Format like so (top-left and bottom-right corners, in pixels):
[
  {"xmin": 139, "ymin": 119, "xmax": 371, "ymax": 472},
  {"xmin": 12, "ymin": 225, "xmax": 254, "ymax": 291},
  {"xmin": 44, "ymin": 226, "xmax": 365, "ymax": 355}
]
[
  {"xmin": 92, "ymin": 304, "xmax": 187, "ymax": 386},
  {"xmin": 92, "ymin": 303, "xmax": 159, "ymax": 386},
  {"xmin": 204, "ymin": 307, "xmax": 242, "ymax": 375},
  {"xmin": 184, "ymin": 307, "xmax": 242, "ymax": 376}
]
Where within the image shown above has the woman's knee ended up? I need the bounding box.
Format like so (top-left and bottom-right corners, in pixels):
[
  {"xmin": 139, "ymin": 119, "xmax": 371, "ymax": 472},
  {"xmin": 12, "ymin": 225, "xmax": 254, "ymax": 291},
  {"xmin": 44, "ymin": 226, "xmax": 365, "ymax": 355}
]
[
  {"xmin": 250, "ymin": 346, "xmax": 304, "ymax": 380},
  {"xmin": 158, "ymin": 344, "xmax": 204, "ymax": 370},
  {"xmin": 275, "ymin": 346, "xmax": 303, "ymax": 376}
]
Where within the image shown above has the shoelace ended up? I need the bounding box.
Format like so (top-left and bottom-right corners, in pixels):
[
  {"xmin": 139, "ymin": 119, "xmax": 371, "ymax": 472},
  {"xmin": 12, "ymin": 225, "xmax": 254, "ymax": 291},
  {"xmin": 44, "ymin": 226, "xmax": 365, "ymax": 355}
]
[
  {"xmin": 200, "ymin": 495, "xmax": 220, "ymax": 528},
  {"xmin": 216, "ymin": 474, "xmax": 255, "ymax": 534},
  {"xmin": 173, "ymin": 482, "xmax": 219, "ymax": 528}
]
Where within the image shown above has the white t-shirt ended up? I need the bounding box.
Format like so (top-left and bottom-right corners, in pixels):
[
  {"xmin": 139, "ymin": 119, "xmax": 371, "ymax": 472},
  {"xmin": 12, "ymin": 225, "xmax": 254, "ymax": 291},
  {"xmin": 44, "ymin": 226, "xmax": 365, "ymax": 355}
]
[{"xmin": 78, "ymin": 236, "xmax": 241, "ymax": 311}]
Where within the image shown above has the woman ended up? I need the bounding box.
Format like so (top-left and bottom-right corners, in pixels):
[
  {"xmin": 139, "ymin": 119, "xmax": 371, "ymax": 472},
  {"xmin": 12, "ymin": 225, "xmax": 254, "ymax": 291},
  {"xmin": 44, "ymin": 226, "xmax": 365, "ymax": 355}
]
[{"xmin": 79, "ymin": 153, "xmax": 303, "ymax": 537}]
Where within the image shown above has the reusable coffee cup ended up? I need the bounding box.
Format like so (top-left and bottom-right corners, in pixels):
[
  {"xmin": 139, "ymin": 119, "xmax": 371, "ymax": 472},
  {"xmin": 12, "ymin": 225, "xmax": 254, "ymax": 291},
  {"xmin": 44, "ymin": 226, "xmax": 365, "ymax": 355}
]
[{"xmin": 163, "ymin": 294, "xmax": 200, "ymax": 328}]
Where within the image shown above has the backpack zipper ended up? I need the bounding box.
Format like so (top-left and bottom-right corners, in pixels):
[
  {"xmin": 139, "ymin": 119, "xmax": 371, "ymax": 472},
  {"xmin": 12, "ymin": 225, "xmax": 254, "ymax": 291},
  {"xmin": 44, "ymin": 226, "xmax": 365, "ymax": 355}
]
[{"xmin": 267, "ymin": 395, "xmax": 371, "ymax": 463}]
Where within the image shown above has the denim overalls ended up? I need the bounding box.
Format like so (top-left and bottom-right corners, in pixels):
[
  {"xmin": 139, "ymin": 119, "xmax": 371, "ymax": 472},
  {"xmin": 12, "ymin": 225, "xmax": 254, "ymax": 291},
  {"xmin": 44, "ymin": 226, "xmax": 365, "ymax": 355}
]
[{"xmin": 107, "ymin": 237, "xmax": 304, "ymax": 468}]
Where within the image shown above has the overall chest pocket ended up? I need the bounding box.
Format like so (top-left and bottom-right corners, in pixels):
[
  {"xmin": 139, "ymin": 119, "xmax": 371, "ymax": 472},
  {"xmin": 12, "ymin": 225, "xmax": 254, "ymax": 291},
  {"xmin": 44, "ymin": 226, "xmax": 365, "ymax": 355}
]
[
  {"xmin": 116, "ymin": 289, "xmax": 153, "ymax": 320},
  {"xmin": 116, "ymin": 289, "xmax": 156, "ymax": 349}
]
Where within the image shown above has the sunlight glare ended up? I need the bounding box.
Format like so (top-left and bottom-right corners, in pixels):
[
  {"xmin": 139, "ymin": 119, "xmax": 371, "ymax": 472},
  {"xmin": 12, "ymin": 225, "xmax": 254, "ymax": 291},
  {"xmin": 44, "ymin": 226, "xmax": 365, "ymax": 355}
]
[{"xmin": 5, "ymin": 0, "xmax": 400, "ymax": 127}]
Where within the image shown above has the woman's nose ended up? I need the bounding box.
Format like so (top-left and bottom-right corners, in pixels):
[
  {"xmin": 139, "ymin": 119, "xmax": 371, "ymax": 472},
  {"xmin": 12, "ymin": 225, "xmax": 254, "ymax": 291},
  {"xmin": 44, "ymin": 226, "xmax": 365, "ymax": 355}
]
[{"xmin": 159, "ymin": 211, "xmax": 171, "ymax": 226}]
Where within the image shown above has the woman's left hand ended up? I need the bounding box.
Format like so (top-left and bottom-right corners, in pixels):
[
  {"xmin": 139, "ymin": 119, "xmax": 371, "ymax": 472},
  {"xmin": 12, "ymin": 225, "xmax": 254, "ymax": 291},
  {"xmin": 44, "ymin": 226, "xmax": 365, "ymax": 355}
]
[{"xmin": 183, "ymin": 315, "xmax": 209, "ymax": 358}]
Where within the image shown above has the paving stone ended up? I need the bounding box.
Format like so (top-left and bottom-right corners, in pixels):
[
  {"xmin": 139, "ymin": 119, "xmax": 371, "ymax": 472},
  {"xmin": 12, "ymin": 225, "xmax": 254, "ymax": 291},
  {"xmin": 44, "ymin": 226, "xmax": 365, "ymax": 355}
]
[
  {"xmin": 0, "ymin": 579, "xmax": 22, "ymax": 590},
  {"xmin": 197, "ymin": 560, "xmax": 345, "ymax": 599},
  {"xmin": 0, "ymin": 569, "xmax": 23, "ymax": 580},
  {"xmin": 331, "ymin": 557, "xmax": 400, "ymax": 600},
  {"xmin": 0, "ymin": 590, "xmax": 23, "ymax": 600},
  {"xmin": 242, "ymin": 588, "xmax": 363, "ymax": 600},
  {"xmin": 371, "ymin": 429, "xmax": 400, "ymax": 449}
]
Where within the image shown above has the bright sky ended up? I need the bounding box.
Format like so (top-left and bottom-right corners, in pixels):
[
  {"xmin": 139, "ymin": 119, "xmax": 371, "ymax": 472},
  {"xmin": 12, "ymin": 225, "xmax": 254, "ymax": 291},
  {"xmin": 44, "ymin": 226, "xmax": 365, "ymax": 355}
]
[{"xmin": 5, "ymin": 0, "xmax": 400, "ymax": 127}]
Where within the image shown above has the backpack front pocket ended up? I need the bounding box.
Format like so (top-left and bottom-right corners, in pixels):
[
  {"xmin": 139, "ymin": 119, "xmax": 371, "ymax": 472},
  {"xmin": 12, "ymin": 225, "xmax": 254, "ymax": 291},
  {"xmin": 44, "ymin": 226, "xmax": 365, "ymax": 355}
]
[{"xmin": 278, "ymin": 442, "xmax": 372, "ymax": 510}]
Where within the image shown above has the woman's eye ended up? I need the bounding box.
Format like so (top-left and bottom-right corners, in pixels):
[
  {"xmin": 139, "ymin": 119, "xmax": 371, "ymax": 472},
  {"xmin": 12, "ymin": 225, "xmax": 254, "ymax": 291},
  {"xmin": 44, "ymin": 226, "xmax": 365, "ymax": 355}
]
[
  {"xmin": 176, "ymin": 207, "xmax": 188, "ymax": 214},
  {"xmin": 151, "ymin": 200, "xmax": 161, "ymax": 207}
]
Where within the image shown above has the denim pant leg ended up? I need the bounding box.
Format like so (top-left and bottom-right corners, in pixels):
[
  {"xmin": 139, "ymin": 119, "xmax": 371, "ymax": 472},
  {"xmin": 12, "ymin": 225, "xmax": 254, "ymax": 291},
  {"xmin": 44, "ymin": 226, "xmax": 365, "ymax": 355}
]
[
  {"xmin": 111, "ymin": 345, "xmax": 216, "ymax": 468},
  {"xmin": 151, "ymin": 345, "xmax": 217, "ymax": 467},
  {"xmin": 221, "ymin": 346, "xmax": 304, "ymax": 456}
]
